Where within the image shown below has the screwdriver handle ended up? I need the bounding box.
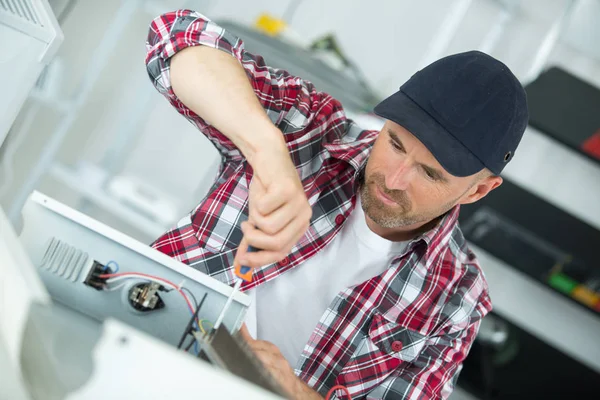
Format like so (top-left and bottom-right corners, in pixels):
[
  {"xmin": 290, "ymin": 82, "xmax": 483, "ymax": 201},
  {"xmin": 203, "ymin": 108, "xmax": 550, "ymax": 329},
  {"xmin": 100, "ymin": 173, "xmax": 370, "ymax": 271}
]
[{"xmin": 235, "ymin": 245, "xmax": 258, "ymax": 282}]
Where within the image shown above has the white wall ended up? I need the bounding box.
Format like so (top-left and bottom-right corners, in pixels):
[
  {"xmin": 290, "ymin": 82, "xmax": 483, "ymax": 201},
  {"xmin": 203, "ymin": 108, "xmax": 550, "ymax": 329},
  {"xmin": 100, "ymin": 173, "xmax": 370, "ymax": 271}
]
[
  {"xmin": 1, "ymin": 0, "xmax": 223, "ymax": 242},
  {"xmin": 189, "ymin": 0, "xmax": 600, "ymax": 230},
  {"xmin": 2, "ymin": 0, "xmax": 600, "ymax": 243}
]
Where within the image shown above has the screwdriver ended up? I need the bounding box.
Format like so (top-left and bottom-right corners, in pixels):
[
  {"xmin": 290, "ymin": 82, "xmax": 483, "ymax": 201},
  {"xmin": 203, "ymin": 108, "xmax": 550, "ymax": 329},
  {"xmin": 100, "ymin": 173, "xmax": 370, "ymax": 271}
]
[{"xmin": 213, "ymin": 245, "xmax": 258, "ymax": 331}]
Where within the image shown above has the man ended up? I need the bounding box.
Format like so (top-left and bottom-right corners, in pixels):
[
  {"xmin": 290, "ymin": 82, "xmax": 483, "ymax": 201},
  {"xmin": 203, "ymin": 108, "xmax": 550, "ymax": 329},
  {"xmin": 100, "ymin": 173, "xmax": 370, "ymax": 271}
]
[{"xmin": 145, "ymin": 9, "xmax": 528, "ymax": 400}]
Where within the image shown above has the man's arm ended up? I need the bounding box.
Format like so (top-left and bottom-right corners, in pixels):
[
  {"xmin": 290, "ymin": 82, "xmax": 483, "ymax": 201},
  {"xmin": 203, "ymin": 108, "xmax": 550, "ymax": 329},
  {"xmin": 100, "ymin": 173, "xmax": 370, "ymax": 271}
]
[
  {"xmin": 145, "ymin": 10, "xmax": 330, "ymax": 160},
  {"xmin": 145, "ymin": 10, "xmax": 320, "ymax": 267},
  {"xmin": 170, "ymin": 45, "xmax": 283, "ymax": 169},
  {"xmin": 169, "ymin": 44, "xmax": 315, "ymax": 268}
]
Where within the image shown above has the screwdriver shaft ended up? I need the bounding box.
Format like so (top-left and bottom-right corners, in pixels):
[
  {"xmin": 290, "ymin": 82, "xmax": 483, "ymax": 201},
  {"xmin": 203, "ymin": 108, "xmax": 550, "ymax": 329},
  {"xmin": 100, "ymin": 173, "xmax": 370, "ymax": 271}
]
[{"xmin": 213, "ymin": 279, "xmax": 242, "ymax": 330}]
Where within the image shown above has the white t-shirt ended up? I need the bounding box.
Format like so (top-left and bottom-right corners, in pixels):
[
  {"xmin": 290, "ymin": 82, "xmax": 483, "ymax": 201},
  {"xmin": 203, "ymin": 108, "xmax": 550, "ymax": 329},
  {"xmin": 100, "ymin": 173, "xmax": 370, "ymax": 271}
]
[{"xmin": 244, "ymin": 196, "xmax": 409, "ymax": 367}]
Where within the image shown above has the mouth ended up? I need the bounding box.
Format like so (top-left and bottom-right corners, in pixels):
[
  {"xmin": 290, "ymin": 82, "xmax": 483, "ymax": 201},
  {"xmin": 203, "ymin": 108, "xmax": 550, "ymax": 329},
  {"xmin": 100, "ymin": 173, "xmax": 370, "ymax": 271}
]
[{"xmin": 374, "ymin": 185, "xmax": 399, "ymax": 206}]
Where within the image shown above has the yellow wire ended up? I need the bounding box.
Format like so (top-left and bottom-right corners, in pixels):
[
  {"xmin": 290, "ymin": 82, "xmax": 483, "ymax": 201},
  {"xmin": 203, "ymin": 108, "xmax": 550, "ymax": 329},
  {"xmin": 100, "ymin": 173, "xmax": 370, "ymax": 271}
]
[{"xmin": 198, "ymin": 319, "xmax": 213, "ymax": 335}]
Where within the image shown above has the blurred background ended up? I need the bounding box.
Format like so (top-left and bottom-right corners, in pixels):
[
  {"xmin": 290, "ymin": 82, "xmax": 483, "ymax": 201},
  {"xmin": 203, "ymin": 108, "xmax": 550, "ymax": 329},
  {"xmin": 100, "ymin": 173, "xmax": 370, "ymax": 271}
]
[{"xmin": 1, "ymin": 0, "xmax": 600, "ymax": 398}]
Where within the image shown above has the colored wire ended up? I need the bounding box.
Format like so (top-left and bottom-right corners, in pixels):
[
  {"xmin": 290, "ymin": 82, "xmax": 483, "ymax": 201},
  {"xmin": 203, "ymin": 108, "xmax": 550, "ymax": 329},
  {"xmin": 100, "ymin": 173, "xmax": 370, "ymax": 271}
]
[
  {"xmin": 188, "ymin": 302, "xmax": 203, "ymax": 355},
  {"xmin": 184, "ymin": 337, "xmax": 196, "ymax": 352},
  {"xmin": 198, "ymin": 319, "xmax": 213, "ymax": 335},
  {"xmin": 105, "ymin": 281, "xmax": 128, "ymax": 292},
  {"xmin": 100, "ymin": 272, "xmax": 208, "ymax": 356},
  {"xmin": 103, "ymin": 260, "xmax": 119, "ymax": 273},
  {"xmin": 325, "ymin": 385, "xmax": 351, "ymax": 400},
  {"xmin": 99, "ymin": 272, "xmax": 195, "ymax": 315},
  {"xmin": 178, "ymin": 293, "xmax": 208, "ymax": 356},
  {"xmin": 177, "ymin": 299, "xmax": 202, "ymax": 350},
  {"xmin": 180, "ymin": 286, "xmax": 198, "ymax": 310}
]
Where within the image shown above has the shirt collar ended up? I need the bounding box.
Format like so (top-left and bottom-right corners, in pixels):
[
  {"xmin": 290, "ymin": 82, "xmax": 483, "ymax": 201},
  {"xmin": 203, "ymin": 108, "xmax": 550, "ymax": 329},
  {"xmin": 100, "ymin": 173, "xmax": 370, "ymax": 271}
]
[{"xmin": 411, "ymin": 205, "xmax": 461, "ymax": 249}]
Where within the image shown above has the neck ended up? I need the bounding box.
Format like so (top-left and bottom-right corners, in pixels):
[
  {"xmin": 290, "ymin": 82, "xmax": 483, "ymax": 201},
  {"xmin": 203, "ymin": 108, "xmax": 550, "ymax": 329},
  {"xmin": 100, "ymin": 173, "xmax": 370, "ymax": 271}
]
[{"xmin": 364, "ymin": 214, "xmax": 441, "ymax": 242}]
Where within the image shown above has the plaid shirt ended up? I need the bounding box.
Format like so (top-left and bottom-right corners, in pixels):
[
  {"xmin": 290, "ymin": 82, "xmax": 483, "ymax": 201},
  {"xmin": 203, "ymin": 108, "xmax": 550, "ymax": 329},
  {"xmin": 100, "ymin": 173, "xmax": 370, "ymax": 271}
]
[{"xmin": 146, "ymin": 10, "xmax": 492, "ymax": 400}]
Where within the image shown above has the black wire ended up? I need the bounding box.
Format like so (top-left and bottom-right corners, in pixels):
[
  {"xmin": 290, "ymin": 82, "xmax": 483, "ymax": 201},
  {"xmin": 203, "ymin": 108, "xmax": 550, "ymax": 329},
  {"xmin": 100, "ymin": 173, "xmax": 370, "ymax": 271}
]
[
  {"xmin": 176, "ymin": 324, "xmax": 190, "ymax": 350},
  {"xmin": 176, "ymin": 293, "xmax": 208, "ymax": 350},
  {"xmin": 196, "ymin": 293, "xmax": 208, "ymax": 319},
  {"xmin": 181, "ymin": 287, "xmax": 199, "ymax": 309},
  {"xmin": 176, "ymin": 295, "xmax": 203, "ymax": 350},
  {"xmin": 184, "ymin": 336, "xmax": 196, "ymax": 352}
]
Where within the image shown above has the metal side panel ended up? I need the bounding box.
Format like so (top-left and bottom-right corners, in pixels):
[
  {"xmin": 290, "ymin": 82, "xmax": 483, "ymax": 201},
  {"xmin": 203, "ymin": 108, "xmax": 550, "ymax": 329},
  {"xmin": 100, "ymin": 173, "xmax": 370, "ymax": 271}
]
[{"xmin": 17, "ymin": 191, "xmax": 250, "ymax": 348}]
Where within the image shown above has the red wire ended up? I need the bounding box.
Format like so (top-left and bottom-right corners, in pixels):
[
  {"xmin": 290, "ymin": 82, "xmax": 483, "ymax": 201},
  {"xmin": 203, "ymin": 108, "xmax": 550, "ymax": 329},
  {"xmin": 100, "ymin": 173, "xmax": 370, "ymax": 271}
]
[
  {"xmin": 325, "ymin": 385, "xmax": 351, "ymax": 400},
  {"xmin": 98, "ymin": 272, "xmax": 195, "ymax": 314}
]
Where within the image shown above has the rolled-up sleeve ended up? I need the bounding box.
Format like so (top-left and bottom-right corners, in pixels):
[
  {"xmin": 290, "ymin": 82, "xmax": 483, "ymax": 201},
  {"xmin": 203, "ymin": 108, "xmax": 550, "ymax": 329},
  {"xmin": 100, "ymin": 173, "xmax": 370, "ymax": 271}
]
[{"xmin": 145, "ymin": 9, "xmax": 337, "ymax": 161}]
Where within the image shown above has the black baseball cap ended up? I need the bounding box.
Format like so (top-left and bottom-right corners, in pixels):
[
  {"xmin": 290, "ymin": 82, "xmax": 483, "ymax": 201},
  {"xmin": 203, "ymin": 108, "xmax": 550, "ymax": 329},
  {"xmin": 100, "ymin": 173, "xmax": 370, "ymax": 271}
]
[{"xmin": 374, "ymin": 50, "xmax": 528, "ymax": 177}]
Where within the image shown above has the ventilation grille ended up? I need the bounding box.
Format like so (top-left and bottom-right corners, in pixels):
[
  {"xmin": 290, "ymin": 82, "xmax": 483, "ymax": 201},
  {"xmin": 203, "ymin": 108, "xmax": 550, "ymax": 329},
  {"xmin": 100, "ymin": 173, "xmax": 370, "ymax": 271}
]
[
  {"xmin": 0, "ymin": 0, "xmax": 42, "ymax": 27},
  {"xmin": 39, "ymin": 237, "xmax": 92, "ymax": 282}
]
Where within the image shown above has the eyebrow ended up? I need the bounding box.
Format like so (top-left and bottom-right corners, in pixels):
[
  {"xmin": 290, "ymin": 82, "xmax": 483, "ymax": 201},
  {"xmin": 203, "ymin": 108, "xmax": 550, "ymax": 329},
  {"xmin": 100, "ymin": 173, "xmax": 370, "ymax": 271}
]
[{"xmin": 387, "ymin": 129, "xmax": 448, "ymax": 182}]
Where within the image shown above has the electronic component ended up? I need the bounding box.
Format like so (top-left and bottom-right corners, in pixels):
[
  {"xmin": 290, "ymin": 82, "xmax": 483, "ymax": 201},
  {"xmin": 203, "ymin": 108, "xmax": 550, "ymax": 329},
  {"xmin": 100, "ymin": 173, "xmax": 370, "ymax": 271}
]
[
  {"xmin": 83, "ymin": 260, "xmax": 116, "ymax": 290},
  {"xmin": 39, "ymin": 237, "xmax": 121, "ymax": 291},
  {"xmin": 39, "ymin": 237, "xmax": 91, "ymax": 282},
  {"xmin": 128, "ymin": 282, "xmax": 166, "ymax": 312}
]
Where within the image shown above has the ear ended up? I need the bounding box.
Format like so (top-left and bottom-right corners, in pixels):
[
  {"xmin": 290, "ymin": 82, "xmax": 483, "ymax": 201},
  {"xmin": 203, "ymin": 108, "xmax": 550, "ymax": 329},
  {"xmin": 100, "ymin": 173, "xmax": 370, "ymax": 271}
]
[{"xmin": 459, "ymin": 175, "xmax": 503, "ymax": 205}]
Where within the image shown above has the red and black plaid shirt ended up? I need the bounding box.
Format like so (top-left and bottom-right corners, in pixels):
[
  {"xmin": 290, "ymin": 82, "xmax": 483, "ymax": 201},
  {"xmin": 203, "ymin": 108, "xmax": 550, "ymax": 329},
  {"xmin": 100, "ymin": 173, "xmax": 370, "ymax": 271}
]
[{"xmin": 146, "ymin": 10, "xmax": 492, "ymax": 399}]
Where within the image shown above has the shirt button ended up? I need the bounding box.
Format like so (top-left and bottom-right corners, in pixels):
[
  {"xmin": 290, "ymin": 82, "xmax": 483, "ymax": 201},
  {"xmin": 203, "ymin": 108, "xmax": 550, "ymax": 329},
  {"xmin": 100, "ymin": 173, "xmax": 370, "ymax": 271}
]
[
  {"xmin": 335, "ymin": 214, "xmax": 345, "ymax": 225},
  {"xmin": 391, "ymin": 341, "xmax": 403, "ymax": 352},
  {"xmin": 280, "ymin": 256, "xmax": 290, "ymax": 266}
]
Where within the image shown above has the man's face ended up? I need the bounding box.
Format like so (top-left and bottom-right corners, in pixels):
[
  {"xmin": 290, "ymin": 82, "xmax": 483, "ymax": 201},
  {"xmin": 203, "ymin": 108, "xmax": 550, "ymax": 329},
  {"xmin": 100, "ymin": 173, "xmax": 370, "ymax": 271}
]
[{"xmin": 361, "ymin": 120, "xmax": 501, "ymax": 230}]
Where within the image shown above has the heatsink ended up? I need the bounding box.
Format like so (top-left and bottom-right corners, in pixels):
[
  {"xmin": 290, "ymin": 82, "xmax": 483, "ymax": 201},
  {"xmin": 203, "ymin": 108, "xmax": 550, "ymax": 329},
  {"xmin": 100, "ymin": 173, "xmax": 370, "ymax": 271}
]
[{"xmin": 38, "ymin": 237, "xmax": 93, "ymax": 282}]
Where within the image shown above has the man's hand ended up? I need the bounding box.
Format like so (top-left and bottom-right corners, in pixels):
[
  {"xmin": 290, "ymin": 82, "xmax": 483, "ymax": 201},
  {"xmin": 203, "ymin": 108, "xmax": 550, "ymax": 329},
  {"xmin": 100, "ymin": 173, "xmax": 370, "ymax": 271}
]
[
  {"xmin": 239, "ymin": 325, "xmax": 322, "ymax": 400},
  {"xmin": 235, "ymin": 144, "xmax": 312, "ymax": 269},
  {"xmin": 171, "ymin": 45, "xmax": 312, "ymax": 269}
]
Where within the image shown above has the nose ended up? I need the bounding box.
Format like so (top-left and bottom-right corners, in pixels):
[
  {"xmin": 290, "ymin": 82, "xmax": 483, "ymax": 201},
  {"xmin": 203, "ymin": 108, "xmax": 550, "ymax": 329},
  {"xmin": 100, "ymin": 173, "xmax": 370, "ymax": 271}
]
[{"xmin": 386, "ymin": 159, "xmax": 415, "ymax": 191}]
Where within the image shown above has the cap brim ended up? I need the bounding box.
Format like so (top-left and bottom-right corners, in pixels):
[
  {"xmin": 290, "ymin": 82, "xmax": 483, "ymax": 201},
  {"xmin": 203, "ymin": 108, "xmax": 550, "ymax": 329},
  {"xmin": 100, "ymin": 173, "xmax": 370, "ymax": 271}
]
[{"xmin": 374, "ymin": 91, "xmax": 485, "ymax": 177}]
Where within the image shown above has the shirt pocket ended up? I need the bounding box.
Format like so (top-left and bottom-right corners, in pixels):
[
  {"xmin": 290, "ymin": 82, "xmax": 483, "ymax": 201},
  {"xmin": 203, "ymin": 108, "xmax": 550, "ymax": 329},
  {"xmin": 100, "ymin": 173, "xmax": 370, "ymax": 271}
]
[
  {"xmin": 335, "ymin": 312, "xmax": 428, "ymax": 395},
  {"xmin": 368, "ymin": 311, "xmax": 428, "ymax": 363}
]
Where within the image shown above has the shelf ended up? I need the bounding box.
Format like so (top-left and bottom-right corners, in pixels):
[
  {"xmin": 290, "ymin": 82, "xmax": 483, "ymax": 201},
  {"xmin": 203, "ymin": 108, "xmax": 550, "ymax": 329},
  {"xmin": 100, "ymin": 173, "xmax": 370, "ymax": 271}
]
[{"xmin": 525, "ymin": 67, "xmax": 600, "ymax": 166}]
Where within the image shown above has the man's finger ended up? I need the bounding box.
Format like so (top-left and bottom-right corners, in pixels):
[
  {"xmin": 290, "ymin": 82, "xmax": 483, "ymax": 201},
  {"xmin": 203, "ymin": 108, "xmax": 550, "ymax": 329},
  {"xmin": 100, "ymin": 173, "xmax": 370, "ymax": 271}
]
[
  {"xmin": 255, "ymin": 185, "xmax": 293, "ymax": 215},
  {"xmin": 238, "ymin": 249, "xmax": 283, "ymax": 269},
  {"xmin": 248, "ymin": 339, "xmax": 279, "ymax": 354},
  {"xmin": 251, "ymin": 201, "xmax": 296, "ymax": 235},
  {"xmin": 238, "ymin": 323, "xmax": 254, "ymax": 342},
  {"xmin": 242, "ymin": 215, "xmax": 307, "ymax": 253},
  {"xmin": 251, "ymin": 348, "xmax": 278, "ymax": 370}
]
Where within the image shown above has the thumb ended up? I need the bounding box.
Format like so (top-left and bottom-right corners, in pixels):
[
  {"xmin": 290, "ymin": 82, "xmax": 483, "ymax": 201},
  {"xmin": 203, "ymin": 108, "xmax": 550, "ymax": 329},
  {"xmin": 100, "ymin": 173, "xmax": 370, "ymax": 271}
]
[{"xmin": 238, "ymin": 323, "xmax": 254, "ymax": 342}]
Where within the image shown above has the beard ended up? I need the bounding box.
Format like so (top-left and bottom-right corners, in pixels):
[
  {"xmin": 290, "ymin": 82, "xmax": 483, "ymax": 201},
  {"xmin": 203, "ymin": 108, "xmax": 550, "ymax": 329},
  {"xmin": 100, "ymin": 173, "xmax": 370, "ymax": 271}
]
[{"xmin": 359, "ymin": 171, "xmax": 459, "ymax": 229}]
